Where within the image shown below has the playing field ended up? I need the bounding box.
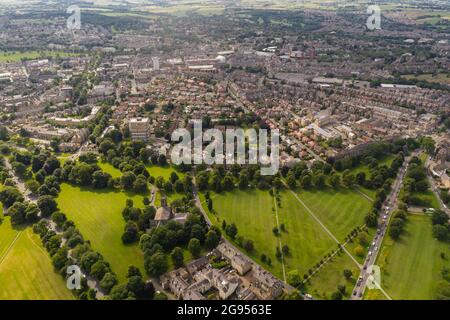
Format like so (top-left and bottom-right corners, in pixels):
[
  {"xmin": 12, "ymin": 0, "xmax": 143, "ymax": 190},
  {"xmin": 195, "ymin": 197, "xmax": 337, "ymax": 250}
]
[
  {"xmin": 294, "ymin": 187, "xmax": 372, "ymax": 242},
  {"xmin": 203, "ymin": 187, "xmax": 368, "ymax": 280},
  {"xmin": 0, "ymin": 50, "xmax": 77, "ymax": 63},
  {"xmin": 56, "ymin": 184, "xmax": 147, "ymax": 282},
  {"xmin": 0, "ymin": 218, "xmax": 74, "ymax": 300},
  {"xmin": 369, "ymin": 214, "xmax": 450, "ymax": 300}
]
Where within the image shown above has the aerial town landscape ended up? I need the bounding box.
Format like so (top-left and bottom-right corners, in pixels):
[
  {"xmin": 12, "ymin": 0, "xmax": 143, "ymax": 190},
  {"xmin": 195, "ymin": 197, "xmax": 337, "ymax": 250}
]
[{"xmin": 0, "ymin": 0, "xmax": 449, "ymax": 304}]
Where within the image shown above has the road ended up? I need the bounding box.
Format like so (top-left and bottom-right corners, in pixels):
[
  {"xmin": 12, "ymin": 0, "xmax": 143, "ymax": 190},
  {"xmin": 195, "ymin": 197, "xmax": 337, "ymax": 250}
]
[
  {"xmin": 4, "ymin": 157, "xmax": 36, "ymax": 203},
  {"xmin": 351, "ymin": 152, "xmax": 416, "ymax": 300}
]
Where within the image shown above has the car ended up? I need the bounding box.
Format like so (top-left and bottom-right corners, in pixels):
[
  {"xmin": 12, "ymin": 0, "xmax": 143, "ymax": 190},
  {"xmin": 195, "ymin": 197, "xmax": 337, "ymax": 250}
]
[
  {"xmin": 383, "ymin": 215, "xmax": 387, "ymax": 219},
  {"xmin": 363, "ymin": 265, "xmax": 367, "ymax": 270},
  {"xmin": 358, "ymin": 293, "xmax": 363, "ymax": 298},
  {"xmin": 368, "ymin": 251, "xmax": 372, "ymax": 256},
  {"xmin": 372, "ymin": 241, "xmax": 376, "ymax": 246},
  {"xmin": 353, "ymin": 291, "xmax": 357, "ymax": 296},
  {"xmin": 374, "ymin": 246, "xmax": 378, "ymax": 251}
]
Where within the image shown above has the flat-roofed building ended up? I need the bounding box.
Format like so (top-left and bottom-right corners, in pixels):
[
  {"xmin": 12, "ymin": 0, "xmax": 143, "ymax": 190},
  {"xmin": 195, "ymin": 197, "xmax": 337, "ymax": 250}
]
[{"xmin": 129, "ymin": 117, "xmax": 150, "ymax": 141}]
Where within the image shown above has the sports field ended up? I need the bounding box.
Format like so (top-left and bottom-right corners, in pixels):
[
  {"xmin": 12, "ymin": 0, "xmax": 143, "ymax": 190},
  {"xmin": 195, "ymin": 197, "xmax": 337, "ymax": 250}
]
[
  {"xmin": 0, "ymin": 217, "xmax": 74, "ymax": 300},
  {"xmin": 202, "ymin": 187, "xmax": 367, "ymax": 283},
  {"xmin": 0, "ymin": 50, "xmax": 77, "ymax": 63},
  {"xmin": 294, "ymin": 187, "xmax": 372, "ymax": 242},
  {"xmin": 368, "ymin": 214, "xmax": 450, "ymax": 300},
  {"xmin": 57, "ymin": 184, "xmax": 146, "ymax": 282}
]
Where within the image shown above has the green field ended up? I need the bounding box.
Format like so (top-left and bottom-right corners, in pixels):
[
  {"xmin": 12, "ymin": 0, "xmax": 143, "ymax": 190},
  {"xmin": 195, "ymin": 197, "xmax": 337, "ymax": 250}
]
[
  {"xmin": 0, "ymin": 50, "xmax": 78, "ymax": 63},
  {"xmin": 202, "ymin": 186, "xmax": 367, "ymax": 286},
  {"xmin": 368, "ymin": 214, "xmax": 450, "ymax": 300},
  {"xmin": 404, "ymin": 73, "xmax": 450, "ymax": 85},
  {"xmin": 0, "ymin": 218, "xmax": 74, "ymax": 300},
  {"xmin": 306, "ymin": 250, "xmax": 358, "ymax": 300},
  {"xmin": 98, "ymin": 161, "xmax": 123, "ymax": 178},
  {"xmin": 56, "ymin": 184, "xmax": 147, "ymax": 282},
  {"xmin": 294, "ymin": 187, "xmax": 372, "ymax": 242},
  {"xmin": 146, "ymin": 165, "xmax": 184, "ymax": 181}
]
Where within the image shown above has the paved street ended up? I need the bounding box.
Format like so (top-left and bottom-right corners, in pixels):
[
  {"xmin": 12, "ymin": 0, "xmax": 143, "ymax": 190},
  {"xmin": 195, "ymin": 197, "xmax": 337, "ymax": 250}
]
[{"xmin": 351, "ymin": 152, "xmax": 417, "ymax": 300}]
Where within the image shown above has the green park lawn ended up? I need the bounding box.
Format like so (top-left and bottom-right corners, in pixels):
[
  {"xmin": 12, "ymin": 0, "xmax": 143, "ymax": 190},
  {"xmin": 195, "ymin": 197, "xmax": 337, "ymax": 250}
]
[
  {"xmin": 305, "ymin": 250, "xmax": 358, "ymax": 300},
  {"xmin": 146, "ymin": 165, "xmax": 184, "ymax": 181},
  {"xmin": 294, "ymin": 187, "xmax": 373, "ymax": 242},
  {"xmin": 56, "ymin": 184, "xmax": 147, "ymax": 282},
  {"xmin": 98, "ymin": 161, "xmax": 123, "ymax": 178},
  {"xmin": 201, "ymin": 186, "xmax": 371, "ymax": 298},
  {"xmin": 203, "ymin": 189, "xmax": 340, "ymax": 278},
  {"xmin": 0, "ymin": 219, "xmax": 74, "ymax": 300},
  {"xmin": 367, "ymin": 214, "xmax": 450, "ymax": 300},
  {"xmin": 0, "ymin": 50, "xmax": 77, "ymax": 63}
]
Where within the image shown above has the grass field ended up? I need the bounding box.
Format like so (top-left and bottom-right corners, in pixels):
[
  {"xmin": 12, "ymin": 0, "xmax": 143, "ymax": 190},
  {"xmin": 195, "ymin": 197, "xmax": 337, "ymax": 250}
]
[
  {"xmin": 0, "ymin": 218, "xmax": 74, "ymax": 300},
  {"xmin": 305, "ymin": 250, "xmax": 358, "ymax": 300},
  {"xmin": 56, "ymin": 184, "xmax": 147, "ymax": 282},
  {"xmin": 0, "ymin": 50, "xmax": 77, "ymax": 63},
  {"xmin": 294, "ymin": 187, "xmax": 372, "ymax": 242},
  {"xmin": 146, "ymin": 165, "xmax": 184, "ymax": 181},
  {"xmin": 98, "ymin": 161, "xmax": 123, "ymax": 178},
  {"xmin": 367, "ymin": 214, "xmax": 450, "ymax": 300},
  {"xmin": 202, "ymin": 186, "xmax": 367, "ymax": 286},
  {"xmin": 404, "ymin": 73, "xmax": 450, "ymax": 85}
]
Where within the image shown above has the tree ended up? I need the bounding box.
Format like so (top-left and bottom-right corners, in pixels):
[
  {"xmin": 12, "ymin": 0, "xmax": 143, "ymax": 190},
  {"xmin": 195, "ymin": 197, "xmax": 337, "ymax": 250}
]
[
  {"xmin": 282, "ymin": 244, "xmax": 290, "ymax": 255},
  {"xmin": 37, "ymin": 195, "xmax": 58, "ymax": 217},
  {"xmin": 127, "ymin": 275, "xmax": 145, "ymax": 299},
  {"xmin": 122, "ymin": 221, "xmax": 139, "ymax": 244},
  {"xmin": 343, "ymin": 269, "xmax": 353, "ymax": 280},
  {"xmin": 127, "ymin": 265, "xmax": 142, "ymax": 279},
  {"xmin": 90, "ymin": 260, "xmax": 110, "ymax": 281},
  {"xmin": 25, "ymin": 203, "xmax": 39, "ymax": 222},
  {"xmin": 354, "ymin": 245, "xmax": 364, "ymax": 257},
  {"xmin": 205, "ymin": 230, "xmax": 220, "ymax": 250},
  {"xmin": 144, "ymin": 252, "xmax": 168, "ymax": 276},
  {"xmin": 170, "ymin": 247, "xmax": 184, "ymax": 268},
  {"xmin": 8, "ymin": 202, "xmax": 27, "ymax": 226},
  {"xmin": 314, "ymin": 173, "xmax": 326, "ymax": 189},
  {"xmin": 225, "ymin": 223, "xmax": 238, "ymax": 239},
  {"xmin": 0, "ymin": 186, "xmax": 24, "ymax": 207},
  {"xmin": 99, "ymin": 273, "xmax": 118, "ymax": 294},
  {"xmin": 287, "ymin": 270, "xmax": 302, "ymax": 287},
  {"xmin": 432, "ymin": 210, "xmax": 448, "ymax": 226},
  {"xmin": 432, "ymin": 225, "xmax": 448, "ymax": 242},
  {"xmin": 133, "ymin": 176, "xmax": 148, "ymax": 193},
  {"xmin": 286, "ymin": 173, "xmax": 297, "ymax": 189},
  {"xmin": 121, "ymin": 172, "xmax": 136, "ymax": 190},
  {"xmin": 188, "ymin": 238, "xmax": 201, "ymax": 258},
  {"xmin": 25, "ymin": 179, "xmax": 40, "ymax": 194},
  {"xmin": 92, "ymin": 171, "xmax": 111, "ymax": 189},
  {"xmin": 51, "ymin": 211, "xmax": 67, "ymax": 228},
  {"xmin": 330, "ymin": 173, "xmax": 341, "ymax": 188},
  {"xmin": 243, "ymin": 239, "xmax": 254, "ymax": 252},
  {"xmin": 331, "ymin": 291, "xmax": 343, "ymax": 300},
  {"xmin": 109, "ymin": 283, "xmax": 131, "ymax": 300}
]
